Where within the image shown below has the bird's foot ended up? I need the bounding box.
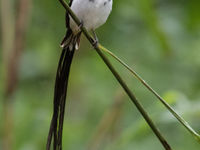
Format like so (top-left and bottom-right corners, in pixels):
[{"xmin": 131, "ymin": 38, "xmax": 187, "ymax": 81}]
[
  {"xmin": 91, "ymin": 30, "xmax": 99, "ymax": 49},
  {"xmin": 92, "ymin": 39, "xmax": 99, "ymax": 49},
  {"xmin": 78, "ymin": 20, "xmax": 83, "ymax": 30}
]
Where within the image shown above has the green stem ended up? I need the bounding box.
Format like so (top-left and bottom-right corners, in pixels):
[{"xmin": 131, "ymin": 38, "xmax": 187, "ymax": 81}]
[
  {"xmin": 58, "ymin": 0, "xmax": 172, "ymax": 149},
  {"xmin": 95, "ymin": 48, "xmax": 171, "ymax": 150},
  {"xmin": 98, "ymin": 44, "xmax": 200, "ymax": 142}
]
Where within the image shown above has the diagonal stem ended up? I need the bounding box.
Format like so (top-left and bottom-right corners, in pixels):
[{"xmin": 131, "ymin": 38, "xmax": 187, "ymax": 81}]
[
  {"xmin": 59, "ymin": 0, "xmax": 200, "ymax": 143},
  {"xmin": 57, "ymin": 0, "xmax": 172, "ymax": 149},
  {"xmin": 95, "ymin": 48, "xmax": 171, "ymax": 150},
  {"xmin": 98, "ymin": 44, "xmax": 200, "ymax": 142}
]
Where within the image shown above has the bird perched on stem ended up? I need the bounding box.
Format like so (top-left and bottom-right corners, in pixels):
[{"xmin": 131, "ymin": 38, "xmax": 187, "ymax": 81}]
[{"xmin": 46, "ymin": 0, "xmax": 112, "ymax": 150}]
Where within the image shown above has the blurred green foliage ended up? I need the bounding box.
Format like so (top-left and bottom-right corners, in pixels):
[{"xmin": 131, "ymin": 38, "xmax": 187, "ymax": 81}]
[{"xmin": 1, "ymin": 0, "xmax": 200, "ymax": 150}]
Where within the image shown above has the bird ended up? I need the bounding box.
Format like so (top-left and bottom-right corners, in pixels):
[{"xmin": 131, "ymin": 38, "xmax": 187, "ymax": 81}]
[
  {"xmin": 46, "ymin": 0, "xmax": 112, "ymax": 150},
  {"xmin": 61, "ymin": 0, "xmax": 113, "ymax": 49}
]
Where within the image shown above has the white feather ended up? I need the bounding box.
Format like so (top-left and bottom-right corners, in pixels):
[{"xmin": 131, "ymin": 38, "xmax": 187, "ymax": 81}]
[{"xmin": 70, "ymin": 0, "xmax": 112, "ymax": 33}]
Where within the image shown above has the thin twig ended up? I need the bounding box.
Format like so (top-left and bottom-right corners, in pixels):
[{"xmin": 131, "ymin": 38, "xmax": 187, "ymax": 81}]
[
  {"xmin": 59, "ymin": 0, "xmax": 200, "ymax": 143},
  {"xmin": 98, "ymin": 44, "xmax": 200, "ymax": 142},
  {"xmin": 57, "ymin": 0, "xmax": 171, "ymax": 149},
  {"xmin": 95, "ymin": 45, "xmax": 171, "ymax": 150}
]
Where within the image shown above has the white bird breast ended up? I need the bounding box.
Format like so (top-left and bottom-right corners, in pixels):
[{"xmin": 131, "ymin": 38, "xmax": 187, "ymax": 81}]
[{"xmin": 70, "ymin": 0, "xmax": 113, "ymax": 33}]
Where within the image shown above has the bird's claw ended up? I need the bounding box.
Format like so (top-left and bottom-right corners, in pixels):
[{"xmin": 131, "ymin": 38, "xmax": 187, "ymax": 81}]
[
  {"xmin": 92, "ymin": 39, "xmax": 99, "ymax": 49},
  {"xmin": 91, "ymin": 30, "xmax": 99, "ymax": 49},
  {"xmin": 78, "ymin": 20, "xmax": 83, "ymax": 30}
]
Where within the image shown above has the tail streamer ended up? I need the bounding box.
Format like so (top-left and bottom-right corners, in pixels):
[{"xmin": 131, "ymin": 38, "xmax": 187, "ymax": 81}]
[{"xmin": 46, "ymin": 31, "xmax": 81, "ymax": 150}]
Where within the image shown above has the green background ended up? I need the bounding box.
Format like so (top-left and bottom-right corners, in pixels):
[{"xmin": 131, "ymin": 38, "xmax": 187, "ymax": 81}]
[{"xmin": 1, "ymin": 0, "xmax": 200, "ymax": 149}]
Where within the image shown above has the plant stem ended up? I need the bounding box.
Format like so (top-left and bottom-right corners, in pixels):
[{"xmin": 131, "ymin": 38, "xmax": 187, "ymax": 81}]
[
  {"xmin": 57, "ymin": 0, "xmax": 171, "ymax": 149},
  {"xmin": 98, "ymin": 44, "xmax": 200, "ymax": 142},
  {"xmin": 95, "ymin": 48, "xmax": 171, "ymax": 150}
]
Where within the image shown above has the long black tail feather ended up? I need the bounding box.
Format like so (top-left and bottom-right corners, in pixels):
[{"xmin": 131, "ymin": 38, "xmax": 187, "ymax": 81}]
[{"xmin": 46, "ymin": 40, "xmax": 75, "ymax": 150}]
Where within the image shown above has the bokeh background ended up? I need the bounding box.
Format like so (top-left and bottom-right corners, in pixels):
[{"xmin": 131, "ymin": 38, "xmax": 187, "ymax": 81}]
[{"xmin": 1, "ymin": 0, "xmax": 200, "ymax": 150}]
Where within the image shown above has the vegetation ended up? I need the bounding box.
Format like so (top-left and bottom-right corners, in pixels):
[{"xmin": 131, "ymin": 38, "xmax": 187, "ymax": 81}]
[{"xmin": 1, "ymin": 0, "xmax": 200, "ymax": 150}]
